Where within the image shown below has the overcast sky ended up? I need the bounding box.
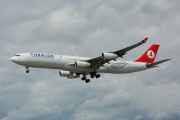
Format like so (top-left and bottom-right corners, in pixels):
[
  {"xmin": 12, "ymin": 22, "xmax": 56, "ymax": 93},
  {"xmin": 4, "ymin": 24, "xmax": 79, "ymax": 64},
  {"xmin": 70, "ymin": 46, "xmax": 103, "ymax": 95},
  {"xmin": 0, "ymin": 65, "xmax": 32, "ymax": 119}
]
[{"xmin": 0, "ymin": 0, "xmax": 180, "ymax": 120}]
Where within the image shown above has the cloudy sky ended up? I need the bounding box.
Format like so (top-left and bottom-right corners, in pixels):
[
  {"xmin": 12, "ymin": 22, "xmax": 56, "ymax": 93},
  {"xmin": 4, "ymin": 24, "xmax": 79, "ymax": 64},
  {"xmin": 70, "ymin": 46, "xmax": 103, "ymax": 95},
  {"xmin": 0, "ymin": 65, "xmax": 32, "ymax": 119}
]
[{"xmin": 0, "ymin": 0, "xmax": 180, "ymax": 120}]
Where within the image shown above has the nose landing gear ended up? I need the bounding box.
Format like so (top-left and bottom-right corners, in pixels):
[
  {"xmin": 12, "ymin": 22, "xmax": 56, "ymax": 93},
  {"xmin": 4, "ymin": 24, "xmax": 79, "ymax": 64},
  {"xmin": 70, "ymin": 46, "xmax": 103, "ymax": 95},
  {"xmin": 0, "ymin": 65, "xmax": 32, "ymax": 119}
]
[
  {"xmin": 26, "ymin": 66, "xmax": 29, "ymax": 73},
  {"xmin": 26, "ymin": 70, "xmax": 29, "ymax": 73}
]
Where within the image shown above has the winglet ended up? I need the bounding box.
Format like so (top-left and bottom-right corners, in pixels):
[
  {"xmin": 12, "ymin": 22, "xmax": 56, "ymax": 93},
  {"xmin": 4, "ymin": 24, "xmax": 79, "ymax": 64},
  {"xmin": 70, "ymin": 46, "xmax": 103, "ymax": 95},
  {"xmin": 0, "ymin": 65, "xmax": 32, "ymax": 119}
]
[{"xmin": 141, "ymin": 37, "xmax": 148, "ymax": 43}]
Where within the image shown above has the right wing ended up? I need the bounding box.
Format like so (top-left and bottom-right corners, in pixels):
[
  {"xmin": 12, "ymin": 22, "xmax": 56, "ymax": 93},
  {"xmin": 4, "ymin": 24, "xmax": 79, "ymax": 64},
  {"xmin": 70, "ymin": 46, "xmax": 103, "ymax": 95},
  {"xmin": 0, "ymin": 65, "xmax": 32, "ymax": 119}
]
[{"xmin": 87, "ymin": 37, "xmax": 148, "ymax": 69}]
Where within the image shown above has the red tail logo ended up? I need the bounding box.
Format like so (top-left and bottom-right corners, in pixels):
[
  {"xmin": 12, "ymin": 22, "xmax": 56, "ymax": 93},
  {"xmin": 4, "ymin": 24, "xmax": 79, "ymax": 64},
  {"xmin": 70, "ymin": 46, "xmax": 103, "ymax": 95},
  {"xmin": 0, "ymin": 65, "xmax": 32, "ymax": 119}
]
[
  {"xmin": 147, "ymin": 50, "xmax": 155, "ymax": 59},
  {"xmin": 135, "ymin": 44, "xmax": 160, "ymax": 63}
]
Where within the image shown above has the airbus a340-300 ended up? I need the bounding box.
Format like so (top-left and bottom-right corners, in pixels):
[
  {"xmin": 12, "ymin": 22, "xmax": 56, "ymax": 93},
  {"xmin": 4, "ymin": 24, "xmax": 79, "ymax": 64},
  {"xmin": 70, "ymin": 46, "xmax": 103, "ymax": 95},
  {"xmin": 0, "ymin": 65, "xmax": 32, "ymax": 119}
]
[{"xmin": 10, "ymin": 38, "xmax": 170, "ymax": 83}]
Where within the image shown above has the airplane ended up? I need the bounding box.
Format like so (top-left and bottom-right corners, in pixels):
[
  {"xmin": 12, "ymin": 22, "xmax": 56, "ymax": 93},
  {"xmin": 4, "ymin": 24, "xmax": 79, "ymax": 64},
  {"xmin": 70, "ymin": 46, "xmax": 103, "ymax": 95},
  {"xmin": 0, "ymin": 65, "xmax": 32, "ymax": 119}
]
[{"xmin": 10, "ymin": 37, "xmax": 170, "ymax": 83}]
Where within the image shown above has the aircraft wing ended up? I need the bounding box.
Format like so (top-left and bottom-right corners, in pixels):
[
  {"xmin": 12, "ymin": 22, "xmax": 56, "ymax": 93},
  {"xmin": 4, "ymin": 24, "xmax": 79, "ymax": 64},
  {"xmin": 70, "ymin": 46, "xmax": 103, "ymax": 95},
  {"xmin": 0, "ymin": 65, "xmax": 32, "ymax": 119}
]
[{"xmin": 87, "ymin": 37, "xmax": 148, "ymax": 69}]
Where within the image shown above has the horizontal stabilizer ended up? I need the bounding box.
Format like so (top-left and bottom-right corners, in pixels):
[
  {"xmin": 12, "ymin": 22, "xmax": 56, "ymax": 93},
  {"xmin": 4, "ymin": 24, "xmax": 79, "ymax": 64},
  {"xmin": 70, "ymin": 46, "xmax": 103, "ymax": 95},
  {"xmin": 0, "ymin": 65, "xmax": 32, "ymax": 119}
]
[{"xmin": 146, "ymin": 59, "xmax": 171, "ymax": 68}]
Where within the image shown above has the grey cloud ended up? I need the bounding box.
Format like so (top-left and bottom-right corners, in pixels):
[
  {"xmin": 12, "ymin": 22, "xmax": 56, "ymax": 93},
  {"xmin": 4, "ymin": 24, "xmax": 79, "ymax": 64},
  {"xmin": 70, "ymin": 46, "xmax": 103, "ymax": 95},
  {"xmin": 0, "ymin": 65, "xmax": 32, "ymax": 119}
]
[
  {"xmin": 34, "ymin": 4, "xmax": 126, "ymax": 45},
  {"xmin": 0, "ymin": 0, "xmax": 66, "ymax": 26},
  {"xmin": 142, "ymin": 0, "xmax": 180, "ymax": 16},
  {"xmin": 0, "ymin": 0, "xmax": 180, "ymax": 120}
]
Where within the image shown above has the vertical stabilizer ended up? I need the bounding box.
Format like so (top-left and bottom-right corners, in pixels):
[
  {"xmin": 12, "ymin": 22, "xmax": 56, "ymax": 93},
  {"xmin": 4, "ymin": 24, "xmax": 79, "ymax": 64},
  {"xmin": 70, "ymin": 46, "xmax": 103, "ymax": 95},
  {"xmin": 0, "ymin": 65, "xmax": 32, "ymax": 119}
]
[{"xmin": 135, "ymin": 44, "xmax": 160, "ymax": 63}]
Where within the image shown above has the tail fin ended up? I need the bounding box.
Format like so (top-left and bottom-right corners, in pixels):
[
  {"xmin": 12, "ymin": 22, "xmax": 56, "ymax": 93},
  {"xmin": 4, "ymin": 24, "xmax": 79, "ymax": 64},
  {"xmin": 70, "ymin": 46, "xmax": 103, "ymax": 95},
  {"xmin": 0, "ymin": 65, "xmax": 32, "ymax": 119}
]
[{"xmin": 134, "ymin": 44, "xmax": 160, "ymax": 63}]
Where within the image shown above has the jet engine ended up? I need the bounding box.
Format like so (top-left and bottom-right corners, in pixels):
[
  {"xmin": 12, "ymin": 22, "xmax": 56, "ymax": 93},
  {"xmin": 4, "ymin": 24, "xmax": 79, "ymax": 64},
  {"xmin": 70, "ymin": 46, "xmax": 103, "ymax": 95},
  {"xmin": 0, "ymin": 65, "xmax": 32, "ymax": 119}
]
[
  {"xmin": 102, "ymin": 52, "xmax": 118, "ymax": 60},
  {"xmin": 67, "ymin": 75, "xmax": 80, "ymax": 79},
  {"xmin": 59, "ymin": 70, "xmax": 72, "ymax": 77},
  {"xmin": 59, "ymin": 70, "xmax": 79, "ymax": 78},
  {"xmin": 75, "ymin": 61, "xmax": 91, "ymax": 68}
]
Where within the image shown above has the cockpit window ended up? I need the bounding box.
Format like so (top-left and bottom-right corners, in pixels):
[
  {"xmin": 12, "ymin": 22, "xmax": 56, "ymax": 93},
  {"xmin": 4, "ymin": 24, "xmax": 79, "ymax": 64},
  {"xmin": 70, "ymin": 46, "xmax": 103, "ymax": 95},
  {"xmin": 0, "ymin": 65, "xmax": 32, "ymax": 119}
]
[{"xmin": 15, "ymin": 55, "xmax": 20, "ymax": 57}]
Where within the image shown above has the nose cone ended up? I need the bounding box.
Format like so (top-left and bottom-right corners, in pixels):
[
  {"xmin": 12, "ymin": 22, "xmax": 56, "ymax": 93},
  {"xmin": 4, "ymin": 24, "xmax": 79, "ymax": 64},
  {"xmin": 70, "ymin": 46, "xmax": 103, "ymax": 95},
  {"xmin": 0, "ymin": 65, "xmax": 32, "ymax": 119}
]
[{"xmin": 10, "ymin": 57, "xmax": 16, "ymax": 62}]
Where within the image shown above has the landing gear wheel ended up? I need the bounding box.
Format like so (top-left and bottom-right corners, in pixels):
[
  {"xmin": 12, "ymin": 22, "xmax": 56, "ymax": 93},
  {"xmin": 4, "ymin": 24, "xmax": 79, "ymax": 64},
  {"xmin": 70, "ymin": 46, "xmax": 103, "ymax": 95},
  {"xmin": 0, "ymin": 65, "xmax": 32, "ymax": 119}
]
[
  {"xmin": 85, "ymin": 79, "xmax": 90, "ymax": 83},
  {"xmin": 90, "ymin": 71, "xmax": 96, "ymax": 78},
  {"xmin": 26, "ymin": 70, "xmax": 29, "ymax": 73},
  {"xmin": 81, "ymin": 76, "xmax": 86, "ymax": 81},
  {"xmin": 25, "ymin": 66, "xmax": 29, "ymax": 73},
  {"xmin": 90, "ymin": 75, "xmax": 94, "ymax": 78},
  {"xmin": 96, "ymin": 74, "xmax": 100, "ymax": 78}
]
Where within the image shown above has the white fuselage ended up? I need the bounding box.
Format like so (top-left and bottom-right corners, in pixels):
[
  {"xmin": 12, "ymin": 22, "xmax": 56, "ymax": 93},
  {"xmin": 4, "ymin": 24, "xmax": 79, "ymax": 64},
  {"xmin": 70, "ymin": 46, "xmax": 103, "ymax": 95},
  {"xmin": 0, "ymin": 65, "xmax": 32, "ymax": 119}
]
[{"xmin": 10, "ymin": 53, "xmax": 148, "ymax": 74}]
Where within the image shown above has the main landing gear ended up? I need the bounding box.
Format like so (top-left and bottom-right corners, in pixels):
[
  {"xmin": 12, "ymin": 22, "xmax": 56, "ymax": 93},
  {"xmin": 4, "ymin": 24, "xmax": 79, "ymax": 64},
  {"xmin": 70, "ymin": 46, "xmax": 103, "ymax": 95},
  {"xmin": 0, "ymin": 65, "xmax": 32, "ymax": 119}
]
[
  {"xmin": 81, "ymin": 72, "xmax": 101, "ymax": 83},
  {"xmin": 81, "ymin": 75, "xmax": 90, "ymax": 83},
  {"xmin": 90, "ymin": 71, "xmax": 100, "ymax": 79},
  {"xmin": 26, "ymin": 66, "xmax": 30, "ymax": 73}
]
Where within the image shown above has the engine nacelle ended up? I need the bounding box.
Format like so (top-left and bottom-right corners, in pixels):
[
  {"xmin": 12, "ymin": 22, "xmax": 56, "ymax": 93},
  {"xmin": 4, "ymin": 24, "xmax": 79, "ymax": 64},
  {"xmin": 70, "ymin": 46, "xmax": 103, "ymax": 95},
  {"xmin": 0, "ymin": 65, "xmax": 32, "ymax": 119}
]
[
  {"xmin": 75, "ymin": 61, "xmax": 91, "ymax": 68},
  {"xmin": 59, "ymin": 70, "xmax": 72, "ymax": 77},
  {"xmin": 102, "ymin": 52, "xmax": 118, "ymax": 60},
  {"xmin": 59, "ymin": 70, "xmax": 79, "ymax": 78},
  {"xmin": 67, "ymin": 74, "xmax": 80, "ymax": 79}
]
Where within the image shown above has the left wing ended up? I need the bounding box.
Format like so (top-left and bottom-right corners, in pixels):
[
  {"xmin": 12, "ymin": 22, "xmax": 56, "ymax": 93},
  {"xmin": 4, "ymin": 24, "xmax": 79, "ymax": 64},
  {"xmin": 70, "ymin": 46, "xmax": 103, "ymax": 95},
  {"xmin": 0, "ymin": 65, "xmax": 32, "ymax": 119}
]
[{"xmin": 86, "ymin": 37, "xmax": 148, "ymax": 69}]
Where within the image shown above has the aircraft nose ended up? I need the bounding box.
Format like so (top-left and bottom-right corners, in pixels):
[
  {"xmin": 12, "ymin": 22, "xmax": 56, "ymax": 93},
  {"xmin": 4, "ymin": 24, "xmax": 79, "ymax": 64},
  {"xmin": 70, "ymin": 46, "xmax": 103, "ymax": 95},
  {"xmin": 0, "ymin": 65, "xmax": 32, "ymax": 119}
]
[{"xmin": 10, "ymin": 57, "xmax": 15, "ymax": 62}]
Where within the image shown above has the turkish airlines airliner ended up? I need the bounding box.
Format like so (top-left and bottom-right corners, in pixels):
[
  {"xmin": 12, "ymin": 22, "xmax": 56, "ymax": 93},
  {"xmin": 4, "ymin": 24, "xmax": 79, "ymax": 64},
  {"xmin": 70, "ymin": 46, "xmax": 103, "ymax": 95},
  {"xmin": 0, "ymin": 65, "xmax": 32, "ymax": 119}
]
[{"xmin": 10, "ymin": 38, "xmax": 170, "ymax": 83}]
